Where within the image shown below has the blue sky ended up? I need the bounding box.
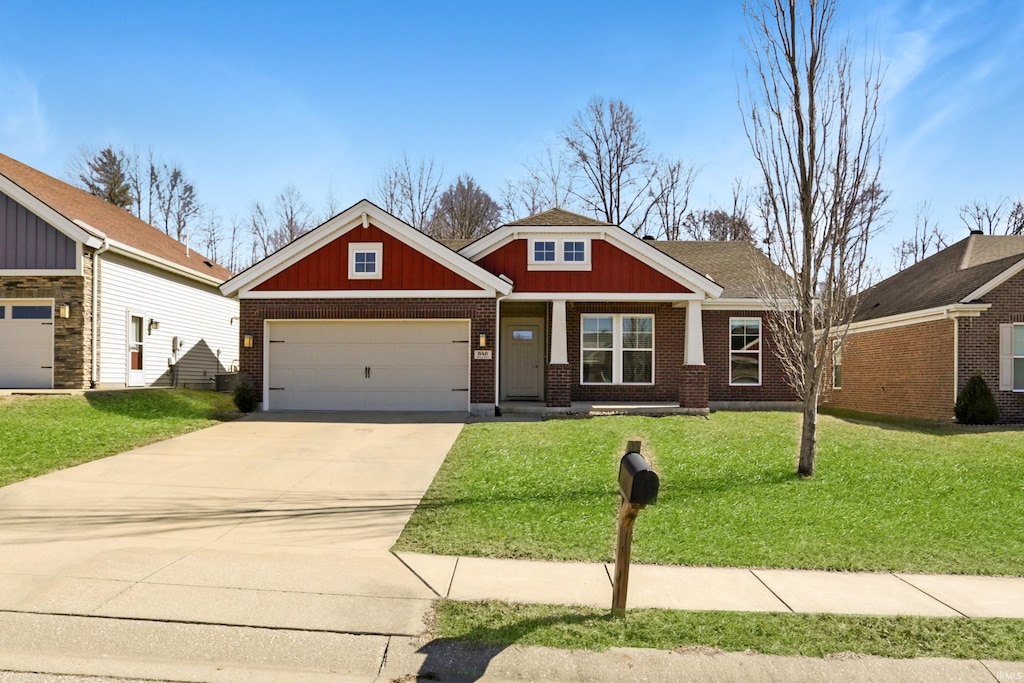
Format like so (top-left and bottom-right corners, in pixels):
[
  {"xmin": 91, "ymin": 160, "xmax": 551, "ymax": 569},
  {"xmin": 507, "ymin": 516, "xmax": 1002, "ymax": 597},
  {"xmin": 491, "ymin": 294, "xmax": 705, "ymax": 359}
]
[{"xmin": 2, "ymin": 0, "xmax": 1022, "ymax": 272}]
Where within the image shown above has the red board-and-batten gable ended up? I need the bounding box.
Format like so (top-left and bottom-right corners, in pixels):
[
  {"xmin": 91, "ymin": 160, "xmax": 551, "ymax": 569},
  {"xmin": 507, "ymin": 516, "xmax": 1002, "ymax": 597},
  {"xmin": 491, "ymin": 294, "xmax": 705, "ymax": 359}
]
[
  {"xmin": 475, "ymin": 239, "xmax": 693, "ymax": 294},
  {"xmin": 252, "ymin": 223, "xmax": 482, "ymax": 292}
]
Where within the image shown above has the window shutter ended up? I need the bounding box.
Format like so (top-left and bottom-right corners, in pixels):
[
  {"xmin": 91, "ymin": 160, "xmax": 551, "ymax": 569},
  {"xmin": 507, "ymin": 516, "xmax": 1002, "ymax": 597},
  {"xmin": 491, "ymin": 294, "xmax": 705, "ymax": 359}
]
[{"xmin": 999, "ymin": 324, "xmax": 1013, "ymax": 391}]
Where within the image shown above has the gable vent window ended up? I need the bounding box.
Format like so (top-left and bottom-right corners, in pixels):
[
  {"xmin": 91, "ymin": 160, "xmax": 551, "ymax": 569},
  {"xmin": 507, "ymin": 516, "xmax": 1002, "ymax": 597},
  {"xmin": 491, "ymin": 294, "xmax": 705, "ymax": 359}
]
[{"xmin": 348, "ymin": 242, "xmax": 383, "ymax": 280}]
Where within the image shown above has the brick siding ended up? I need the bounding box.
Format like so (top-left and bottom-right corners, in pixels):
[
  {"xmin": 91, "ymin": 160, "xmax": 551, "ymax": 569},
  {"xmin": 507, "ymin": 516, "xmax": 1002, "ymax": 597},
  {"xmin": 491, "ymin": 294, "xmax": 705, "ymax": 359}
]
[
  {"xmin": 957, "ymin": 269, "xmax": 1024, "ymax": 423},
  {"xmin": 703, "ymin": 309, "xmax": 799, "ymax": 403},
  {"xmin": 824, "ymin": 318, "xmax": 956, "ymax": 420},
  {"xmin": 240, "ymin": 297, "xmax": 496, "ymax": 405}
]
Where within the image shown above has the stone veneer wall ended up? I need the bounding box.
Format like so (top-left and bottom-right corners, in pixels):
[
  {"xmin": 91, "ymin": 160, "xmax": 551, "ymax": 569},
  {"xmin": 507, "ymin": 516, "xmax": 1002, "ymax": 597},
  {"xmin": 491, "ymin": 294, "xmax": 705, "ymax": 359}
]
[{"xmin": 0, "ymin": 248, "xmax": 93, "ymax": 388}]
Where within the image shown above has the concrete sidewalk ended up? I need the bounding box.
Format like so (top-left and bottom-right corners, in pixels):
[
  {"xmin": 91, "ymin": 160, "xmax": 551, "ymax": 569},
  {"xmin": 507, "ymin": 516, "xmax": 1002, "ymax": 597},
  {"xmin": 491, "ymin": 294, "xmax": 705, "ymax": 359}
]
[{"xmin": 399, "ymin": 553, "xmax": 1024, "ymax": 618}]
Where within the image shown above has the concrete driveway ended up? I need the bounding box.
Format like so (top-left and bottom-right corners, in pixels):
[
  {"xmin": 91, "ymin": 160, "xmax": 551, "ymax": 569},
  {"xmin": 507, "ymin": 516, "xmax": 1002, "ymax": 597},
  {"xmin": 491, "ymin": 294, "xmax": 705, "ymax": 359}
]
[{"xmin": 0, "ymin": 412, "xmax": 464, "ymax": 637}]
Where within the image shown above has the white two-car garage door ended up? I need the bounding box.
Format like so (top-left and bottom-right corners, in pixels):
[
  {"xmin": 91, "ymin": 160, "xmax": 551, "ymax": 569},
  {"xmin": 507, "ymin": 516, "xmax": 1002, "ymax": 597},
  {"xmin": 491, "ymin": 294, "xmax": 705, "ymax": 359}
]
[
  {"xmin": 266, "ymin": 320, "xmax": 471, "ymax": 411},
  {"xmin": 0, "ymin": 299, "xmax": 54, "ymax": 389}
]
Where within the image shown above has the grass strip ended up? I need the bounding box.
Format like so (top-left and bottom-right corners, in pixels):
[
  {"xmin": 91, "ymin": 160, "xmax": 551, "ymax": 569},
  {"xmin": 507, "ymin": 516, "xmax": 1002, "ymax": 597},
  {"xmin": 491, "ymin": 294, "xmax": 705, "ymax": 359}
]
[
  {"xmin": 395, "ymin": 412, "xmax": 1024, "ymax": 575},
  {"xmin": 436, "ymin": 600, "xmax": 1024, "ymax": 660},
  {"xmin": 0, "ymin": 389, "xmax": 238, "ymax": 487}
]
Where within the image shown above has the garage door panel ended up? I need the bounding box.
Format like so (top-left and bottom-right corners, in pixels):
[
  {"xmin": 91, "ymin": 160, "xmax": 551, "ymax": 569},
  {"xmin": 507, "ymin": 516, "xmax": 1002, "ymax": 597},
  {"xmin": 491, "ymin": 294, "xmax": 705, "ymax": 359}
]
[
  {"xmin": 0, "ymin": 302, "xmax": 53, "ymax": 389},
  {"xmin": 265, "ymin": 320, "xmax": 471, "ymax": 411}
]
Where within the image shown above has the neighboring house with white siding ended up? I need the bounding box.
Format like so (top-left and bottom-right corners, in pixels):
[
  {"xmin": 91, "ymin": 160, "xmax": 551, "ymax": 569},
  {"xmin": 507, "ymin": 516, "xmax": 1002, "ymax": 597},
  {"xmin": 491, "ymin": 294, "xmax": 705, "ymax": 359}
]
[{"xmin": 0, "ymin": 152, "xmax": 238, "ymax": 390}]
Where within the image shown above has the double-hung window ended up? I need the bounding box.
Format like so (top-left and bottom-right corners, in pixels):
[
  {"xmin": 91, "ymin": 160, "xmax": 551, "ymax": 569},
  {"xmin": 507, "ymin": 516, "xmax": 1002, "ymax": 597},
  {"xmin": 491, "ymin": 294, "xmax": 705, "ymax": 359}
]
[
  {"xmin": 832, "ymin": 339, "xmax": 843, "ymax": 389},
  {"xmin": 730, "ymin": 318, "xmax": 761, "ymax": 386},
  {"xmin": 581, "ymin": 314, "xmax": 654, "ymax": 384}
]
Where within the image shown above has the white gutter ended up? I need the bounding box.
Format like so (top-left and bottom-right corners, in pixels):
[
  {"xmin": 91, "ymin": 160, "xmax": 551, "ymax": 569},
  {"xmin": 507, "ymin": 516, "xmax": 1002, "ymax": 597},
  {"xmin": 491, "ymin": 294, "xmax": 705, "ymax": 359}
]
[
  {"xmin": 844, "ymin": 303, "xmax": 990, "ymax": 335},
  {"xmin": 90, "ymin": 238, "xmax": 110, "ymax": 387}
]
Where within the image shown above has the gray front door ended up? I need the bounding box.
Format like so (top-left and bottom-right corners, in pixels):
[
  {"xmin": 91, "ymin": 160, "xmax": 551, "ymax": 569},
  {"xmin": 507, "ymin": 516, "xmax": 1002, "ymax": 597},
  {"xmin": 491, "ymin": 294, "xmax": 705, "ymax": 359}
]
[{"xmin": 501, "ymin": 318, "xmax": 544, "ymax": 400}]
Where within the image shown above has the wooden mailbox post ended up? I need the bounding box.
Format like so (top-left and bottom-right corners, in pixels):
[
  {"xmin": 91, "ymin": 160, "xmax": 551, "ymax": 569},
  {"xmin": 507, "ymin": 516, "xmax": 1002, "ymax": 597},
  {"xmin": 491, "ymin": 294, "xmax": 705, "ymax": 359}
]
[{"xmin": 612, "ymin": 440, "xmax": 659, "ymax": 617}]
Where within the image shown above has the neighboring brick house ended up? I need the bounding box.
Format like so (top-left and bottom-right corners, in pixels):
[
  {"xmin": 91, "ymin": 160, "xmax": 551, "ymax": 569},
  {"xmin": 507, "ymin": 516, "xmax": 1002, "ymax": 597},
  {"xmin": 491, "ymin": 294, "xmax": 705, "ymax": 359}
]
[
  {"xmin": 0, "ymin": 153, "xmax": 238, "ymax": 390},
  {"xmin": 221, "ymin": 199, "xmax": 798, "ymax": 414},
  {"xmin": 825, "ymin": 234, "xmax": 1024, "ymax": 423}
]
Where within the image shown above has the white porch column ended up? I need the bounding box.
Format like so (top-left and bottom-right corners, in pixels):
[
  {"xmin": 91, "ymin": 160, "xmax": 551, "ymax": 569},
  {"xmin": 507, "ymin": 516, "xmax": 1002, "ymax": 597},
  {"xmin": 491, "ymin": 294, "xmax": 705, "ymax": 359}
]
[
  {"xmin": 550, "ymin": 299, "xmax": 568, "ymax": 364},
  {"xmin": 685, "ymin": 300, "xmax": 704, "ymax": 365}
]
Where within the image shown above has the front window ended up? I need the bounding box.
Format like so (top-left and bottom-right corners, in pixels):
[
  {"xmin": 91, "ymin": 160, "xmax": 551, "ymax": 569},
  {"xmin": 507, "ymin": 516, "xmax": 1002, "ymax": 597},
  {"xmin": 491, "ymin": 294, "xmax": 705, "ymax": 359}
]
[
  {"xmin": 730, "ymin": 318, "xmax": 761, "ymax": 386},
  {"xmin": 533, "ymin": 241, "xmax": 556, "ymax": 262},
  {"xmin": 581, "ymin": 314, "xmax": 654, "ymax": 384}
]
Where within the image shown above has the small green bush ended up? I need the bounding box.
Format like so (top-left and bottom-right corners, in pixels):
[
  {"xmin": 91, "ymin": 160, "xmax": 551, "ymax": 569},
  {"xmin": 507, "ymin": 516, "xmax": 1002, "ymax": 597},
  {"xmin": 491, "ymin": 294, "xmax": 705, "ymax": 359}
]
[
  {"xmin": 954, "ymin": 374, "xmax": 999, "ymax": 425},
  {"xmin": 233, "ymin": 380, "xmax": 259, "ymax": 414}
]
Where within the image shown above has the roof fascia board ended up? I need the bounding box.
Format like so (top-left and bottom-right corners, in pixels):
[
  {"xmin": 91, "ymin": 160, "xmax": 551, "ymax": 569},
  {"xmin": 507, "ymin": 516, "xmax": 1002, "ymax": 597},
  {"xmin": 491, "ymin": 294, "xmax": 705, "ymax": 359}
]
[
  {"xmin": 846, "ymin": 303, "xmax": 991, "ymax": 335},
  {"xmin": 960, "ymin": 257, "xmax": 1024, "ymax": 303},
  {"xmin": 106, "ymin": 240, "xmax": 224, "ymax": 287},
  {"xmin": 223, "ymin": 200, "xmax": 511, "ymax": 297},
  {"xmin": 504, "ymin": 292, "xmax": 704, "ymax": 302},
  {"xmin": 460, "ymin": 224, "xmax": 725, "ymax": 298},
  {"xmin": 0, "ymin": 174, "xmax": 105, "ymax": 248},
  {"xmin": 240, "ymin": 289, "xmax": 496, "ymax": 300}
]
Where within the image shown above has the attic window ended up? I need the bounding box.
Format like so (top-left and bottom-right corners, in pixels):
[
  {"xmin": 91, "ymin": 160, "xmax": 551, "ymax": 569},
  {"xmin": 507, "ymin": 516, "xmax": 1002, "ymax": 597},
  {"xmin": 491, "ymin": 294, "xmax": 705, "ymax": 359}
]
[
  {"xmin": 528, "ymin": 238, "xmax": 591, "ymax": 271},
  {"xmin": 348, "ymin": 242, "xmax": 383, "ymax": 280}
]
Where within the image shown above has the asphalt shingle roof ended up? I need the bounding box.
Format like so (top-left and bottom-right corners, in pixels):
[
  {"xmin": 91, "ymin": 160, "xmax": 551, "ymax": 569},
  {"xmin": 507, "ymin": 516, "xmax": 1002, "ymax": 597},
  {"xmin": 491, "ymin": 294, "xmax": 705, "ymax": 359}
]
[
  {"xmin": 649, "ymin": 240, "xmax": 780, "ymax": 299},
  {"xmin": 855, "ymin": 234, "xmax": 1024, "ymax": 322},
  {"xmin": 505, "ymin": 207, "xmax": 614, "ymax": 227},
  {"xmin": 0, "ymin": 152, "xmax": 232, "ymax": 281}
]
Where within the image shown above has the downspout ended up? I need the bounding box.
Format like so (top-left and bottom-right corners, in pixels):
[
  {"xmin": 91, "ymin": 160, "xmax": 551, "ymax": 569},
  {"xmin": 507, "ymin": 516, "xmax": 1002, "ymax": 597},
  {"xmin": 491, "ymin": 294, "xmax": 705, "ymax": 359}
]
[
  {"xmin": 494, "ymin": 290, "xmax": 509, "ymax": 415},
  {"xmin": 90, "ymin": 238, "xmax": 110, "ymax": 388}
]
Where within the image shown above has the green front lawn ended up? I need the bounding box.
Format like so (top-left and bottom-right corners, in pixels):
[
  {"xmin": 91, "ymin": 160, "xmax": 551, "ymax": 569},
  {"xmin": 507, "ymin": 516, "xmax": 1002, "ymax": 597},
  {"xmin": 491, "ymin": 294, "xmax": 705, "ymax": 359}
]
[
  {"xmin": 436, "ymin": 600, "xmax": 1024, "ymax": 660},
  {"xmin": 394, "ymin": 412, "xmax": 1024, "ymax": 575},
  {"xmin": 0, "ymin": 389, "xmax": 238, "ymax": 487}
]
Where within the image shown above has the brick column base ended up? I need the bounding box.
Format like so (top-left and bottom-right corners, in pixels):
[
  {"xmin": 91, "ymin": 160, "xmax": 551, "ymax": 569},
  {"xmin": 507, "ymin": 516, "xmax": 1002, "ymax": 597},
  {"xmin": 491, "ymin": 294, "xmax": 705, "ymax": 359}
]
[
  {"xmin": 679, "ymin": 364, "xmax": 709, "ymax": 410},
  {"xmin": 545, "ymin": 363, "xmax": 572, "ymax": 408}
]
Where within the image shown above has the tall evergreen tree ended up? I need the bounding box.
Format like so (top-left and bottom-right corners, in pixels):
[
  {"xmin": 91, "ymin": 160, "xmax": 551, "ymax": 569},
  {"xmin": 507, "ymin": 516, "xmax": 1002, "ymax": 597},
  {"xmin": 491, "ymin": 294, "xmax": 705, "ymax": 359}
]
[{"xmin": 76, "ymin": 147, "xmax": 133, "ymax": 209}]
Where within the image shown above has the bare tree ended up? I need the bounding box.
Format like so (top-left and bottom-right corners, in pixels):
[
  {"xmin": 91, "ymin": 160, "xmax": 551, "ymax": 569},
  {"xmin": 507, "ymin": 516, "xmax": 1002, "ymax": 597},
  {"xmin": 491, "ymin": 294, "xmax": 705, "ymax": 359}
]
[
  {"xmin": 563, "ymin": 97, "xmax": 659, "ymax": 233},
  {"xmin": 959, "ymin": 197, "xmax": 1024, "ymax": 235},
  {"xmin": 196, "ymin": 209, "xmax": 223, "ymax": 264},
  {"xmin": 682, "ymin": 178, "xmax": 757, "ymax": 241},
  {"xmin": 743, "ymin": 0, "xmax": 885, "ymax": 477},
  {"xmin": 428, "ymin": 175, "xmax": 503, "ymax": 240},
  {"xmin": 372, "ymin": 154, "xmax": 444, "ymax": 230},
  {"xmin": 248, "ymin": 201, "xmax": 274, "ymax": 260},
  {"xmin": 273, "ymin": 184, "xmax": 313, "ymax": 246},
  {"xmin": 225, "ymin": 216, "xmax": 247, "ymax": 273},
  {"xmin": 892, "ymin": 202, "xmax": 947, "ymax": 271},
  {"xmin": 502, "ymin": 143, "xmax": 576, "ymax": 221},
  {"xmin": 648, "ymin": 158, "xmax": 699, "ymax": 239},
  {"xmin": 959, "ymin": 198, "xmax": 1006, "ymax": 235}
]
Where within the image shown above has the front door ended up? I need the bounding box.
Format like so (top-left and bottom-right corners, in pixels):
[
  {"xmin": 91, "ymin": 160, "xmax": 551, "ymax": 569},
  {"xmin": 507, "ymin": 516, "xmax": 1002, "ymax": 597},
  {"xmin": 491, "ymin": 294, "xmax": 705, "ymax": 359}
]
[
  {"xmin": 128, "ymin": 314, "xmax": 145, "ymax": 387},
  {"xmin": 501, "ymin": 318, "xmax": 544, "ymax": 400}
]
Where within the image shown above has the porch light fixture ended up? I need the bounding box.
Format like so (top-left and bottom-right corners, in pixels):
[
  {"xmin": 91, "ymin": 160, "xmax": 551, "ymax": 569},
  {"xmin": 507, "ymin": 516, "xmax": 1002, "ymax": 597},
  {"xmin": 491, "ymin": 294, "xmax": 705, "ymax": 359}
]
[
  {"xmin": 58, "ymin": 304, "xmax": 70, "ymax": 319},
  {"xmin": 479, "ymin": 330, "xmax": 487, "ymax": 347},
  {"xmin": 243, "ymin": 334, "xmax": 254, "ymax": 348},
  {"xmin": 147, "ymin": 318, "xmax": 160, "ymax": 334}
]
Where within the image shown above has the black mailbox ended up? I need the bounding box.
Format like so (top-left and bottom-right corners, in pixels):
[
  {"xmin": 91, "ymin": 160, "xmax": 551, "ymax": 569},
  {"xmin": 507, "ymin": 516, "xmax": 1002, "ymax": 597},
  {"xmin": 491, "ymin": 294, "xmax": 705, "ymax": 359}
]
[{"xmin": 619, "ymin": 451, "xmax": 659, "ymax": 505}]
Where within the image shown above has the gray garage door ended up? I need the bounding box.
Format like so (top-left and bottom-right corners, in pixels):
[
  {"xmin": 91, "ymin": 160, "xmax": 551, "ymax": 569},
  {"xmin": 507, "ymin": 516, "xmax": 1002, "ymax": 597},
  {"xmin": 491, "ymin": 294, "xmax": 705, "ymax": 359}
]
[{"xmin": 0, "ymin": 300, "xmax": 54, "ymax": 389}]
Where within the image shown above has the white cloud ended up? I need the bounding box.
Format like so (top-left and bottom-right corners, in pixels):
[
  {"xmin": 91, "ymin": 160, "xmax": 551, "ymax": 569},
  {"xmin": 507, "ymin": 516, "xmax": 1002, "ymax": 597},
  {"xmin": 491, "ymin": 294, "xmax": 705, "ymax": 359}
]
[{"xmin": 0, "ymin": 66, "xmax": 51, "ymax": 156}]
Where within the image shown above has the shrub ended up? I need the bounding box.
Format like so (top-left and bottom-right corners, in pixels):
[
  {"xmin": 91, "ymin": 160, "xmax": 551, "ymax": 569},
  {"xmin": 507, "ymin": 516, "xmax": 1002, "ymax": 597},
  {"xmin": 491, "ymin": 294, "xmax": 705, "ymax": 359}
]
[
  {"xmin": 954, "ymin": 375, "xmax": 999, "ymax": 425},
  {"xmin": 233, "ymin": 380, "xmax": 259, "ymax": 414}
]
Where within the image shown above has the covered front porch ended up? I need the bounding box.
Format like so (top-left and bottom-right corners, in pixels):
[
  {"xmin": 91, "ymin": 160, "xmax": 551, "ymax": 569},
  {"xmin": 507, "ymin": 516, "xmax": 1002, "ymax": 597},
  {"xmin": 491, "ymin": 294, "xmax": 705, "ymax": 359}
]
[{"xmin": 495, "ymin": 298, "xmax": 709, "ymax": 414}]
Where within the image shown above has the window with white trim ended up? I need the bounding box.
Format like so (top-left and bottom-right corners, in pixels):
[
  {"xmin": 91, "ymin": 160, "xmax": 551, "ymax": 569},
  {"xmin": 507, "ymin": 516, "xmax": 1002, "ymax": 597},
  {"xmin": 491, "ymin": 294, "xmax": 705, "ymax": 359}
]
[
  {"xmin": 348, "ymin": 242, "xmax": 383, "ymax": 279},
  {"xmin": 581, "ymin": 314, "xmax": 654, "ymax": 384},
  {"xmin": 528, "ymin": 238, "xmax": 591, "ymax": 270},
  {"xmin": 729, "ymin": 318, "xmax": 761, "ymax": 386},
  {"xmin": 533, "ymin": 240, "xmax": 556, "ymax": 262}
]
